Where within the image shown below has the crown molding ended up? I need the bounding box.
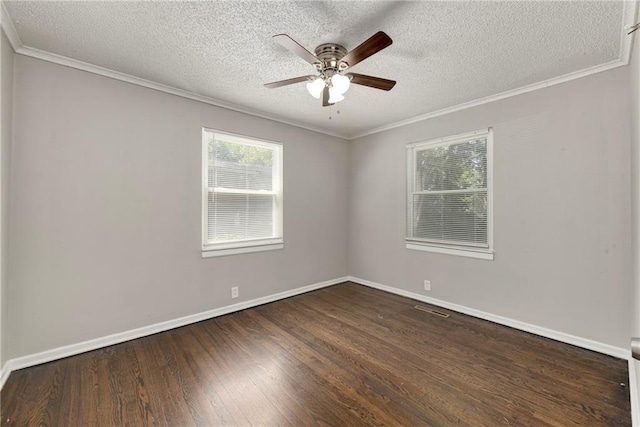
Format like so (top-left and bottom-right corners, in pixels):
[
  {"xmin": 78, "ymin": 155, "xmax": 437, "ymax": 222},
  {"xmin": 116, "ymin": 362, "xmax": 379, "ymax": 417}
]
[
  {"xmin": 0, "ymin": 2, "xmax": 21, "ymax": 50},
  {"xmin": 0, "ymin": 5, "xmax": 349, "ymax": 141},
  {"xmin": 348, "ymin": 0, "xmax": 638, "ymax": 140},
  {"xmin": 15, "ymin": 46, "xmax": 350, "ymax": 140},
  {"xmin": 348, "ymin": 58, "xmax": 627, "ymax": 140},
  {"xmin": 2, "ymin": 1, "xmax": 637, "ymax": 142},
  {"xmin": 620, "ymin": 0, "xmax": 639, "ymax": 66}
]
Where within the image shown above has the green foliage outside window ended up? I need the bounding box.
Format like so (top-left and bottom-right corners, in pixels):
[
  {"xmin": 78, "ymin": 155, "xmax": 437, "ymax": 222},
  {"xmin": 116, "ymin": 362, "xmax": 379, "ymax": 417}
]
[{"xmin": 414, "ymin": 138, "xmax": 488, "ymax": 245}]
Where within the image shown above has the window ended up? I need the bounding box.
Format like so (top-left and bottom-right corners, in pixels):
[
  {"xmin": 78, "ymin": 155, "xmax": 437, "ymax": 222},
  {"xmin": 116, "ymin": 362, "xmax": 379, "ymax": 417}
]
[
  {"xmin": 406, "ymin": 128, "xmax": 493, "ymax": 260},
  {"xmin": 202, "ymin": 129, "xmax": 283, "ymax": 257}
]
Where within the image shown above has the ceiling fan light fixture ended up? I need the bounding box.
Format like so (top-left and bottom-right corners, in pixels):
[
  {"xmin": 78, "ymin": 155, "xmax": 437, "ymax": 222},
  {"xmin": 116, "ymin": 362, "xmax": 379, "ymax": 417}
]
[
  {"xmin": 265, "ymin": 32, "xmax": 395, "ymax": 107},
  {"xmin": 328, "ymin": 87, "xmax": 345, "ymax": 104},
  {"xmin": 306, "ymin": 77, "xmax": 324, "ymax": 99},
  {"xmin": 331, "ymin": 74, "xmax": 350, "ymax": 95}
]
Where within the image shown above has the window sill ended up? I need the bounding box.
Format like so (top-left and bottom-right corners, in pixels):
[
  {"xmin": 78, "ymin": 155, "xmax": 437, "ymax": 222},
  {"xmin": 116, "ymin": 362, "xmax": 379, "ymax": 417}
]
[
  {"xmin": 202, "ymin": 242, "xmax": 283, "ymax": 258},
  {"xmin": 406, "ymin": 243, "xmax": 494, "ymax": 260}
]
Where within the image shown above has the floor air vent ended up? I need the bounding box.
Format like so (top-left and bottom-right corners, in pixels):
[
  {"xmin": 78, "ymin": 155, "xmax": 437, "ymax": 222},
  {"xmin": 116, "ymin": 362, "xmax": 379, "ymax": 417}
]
[{"xmin": 413, "ymin": 305, "xmax": 450, "ymax": 318}]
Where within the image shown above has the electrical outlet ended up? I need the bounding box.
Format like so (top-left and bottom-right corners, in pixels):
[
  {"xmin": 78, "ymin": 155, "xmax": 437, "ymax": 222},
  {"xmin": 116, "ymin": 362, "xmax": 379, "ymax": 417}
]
[
  {"xmin": 231, "ymin": 286, "xmax": 239, "ymax": 299},
  {"xmin": 424, "ymin": 280, "xmax": 431, "ymax": 291}
]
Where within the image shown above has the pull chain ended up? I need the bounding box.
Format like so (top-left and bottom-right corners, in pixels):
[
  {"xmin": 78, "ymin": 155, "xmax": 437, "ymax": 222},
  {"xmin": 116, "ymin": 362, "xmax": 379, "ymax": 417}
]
[
  {"xmin": 328, "ymin": 106, "xmax": 341, "ymax": 121},
  {"xmin": 626, "ymin": 22, "xmax": 640, "ymax": 35}
]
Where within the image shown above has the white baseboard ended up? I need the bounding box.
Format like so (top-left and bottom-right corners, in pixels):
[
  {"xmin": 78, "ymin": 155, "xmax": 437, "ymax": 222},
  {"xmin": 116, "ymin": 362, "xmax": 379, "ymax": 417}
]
[
  {"xmin": 348, "ymin": 276, "xmax": 631, "ymax": 360},
  {"xmin": 0, "ymin": 360, "xmax": 11, "ymax": 390},
  {"xmin": 0, "ymin": 276, "xmax": 348, "ymax": 387},
  {"xmin": 2, "ymin": 273, "xmax": 634, "ymax": 415},
  {"xmin": 630, "ymin": 359, "xmax": 639, "ymax": 427},
  {"xmin": 348, "ymin": 276, "xmax": 639, "ymax": 424}
]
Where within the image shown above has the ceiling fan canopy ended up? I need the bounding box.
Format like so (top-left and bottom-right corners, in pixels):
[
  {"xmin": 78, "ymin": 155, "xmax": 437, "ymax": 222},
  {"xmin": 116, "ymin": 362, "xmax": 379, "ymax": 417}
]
[{"xmin": 264, "ymin": 31, "xmax": 396, "ymax": 107}]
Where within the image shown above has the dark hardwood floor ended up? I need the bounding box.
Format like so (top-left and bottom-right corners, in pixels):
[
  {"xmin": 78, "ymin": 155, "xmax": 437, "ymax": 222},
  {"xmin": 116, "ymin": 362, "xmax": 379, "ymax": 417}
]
[{"xmin": 0, "ymin": 282, "xmax": 631, "ymax": 426}]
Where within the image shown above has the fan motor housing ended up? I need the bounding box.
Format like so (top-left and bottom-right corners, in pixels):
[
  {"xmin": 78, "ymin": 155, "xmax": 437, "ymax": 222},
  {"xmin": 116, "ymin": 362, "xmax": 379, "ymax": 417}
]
[{"xmin": 314, "ymin": 43, "xmax": 348, "ymax": 73}]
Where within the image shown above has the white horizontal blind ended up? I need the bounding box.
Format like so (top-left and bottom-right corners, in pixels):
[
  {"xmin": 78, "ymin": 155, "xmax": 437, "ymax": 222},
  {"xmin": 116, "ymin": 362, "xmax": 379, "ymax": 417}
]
[
  {"xmin": 407, "ymin": 130, "xmax": 491, "ymax": 249},
  {"xmin": 203, "ymin": 130, "xmax": 282, "ymax": 250}
]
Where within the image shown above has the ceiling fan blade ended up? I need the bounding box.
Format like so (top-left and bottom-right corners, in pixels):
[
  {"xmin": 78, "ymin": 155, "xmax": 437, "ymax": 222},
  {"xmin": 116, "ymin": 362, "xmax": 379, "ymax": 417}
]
[
  {"xmin": 273, "ymin": 34, "xmax": 319, "ymax": 65},
  {"xmin": 264, "ymin": 75, "xmax": 316, "ymax": 88},
  {"xmin": 339, "ymin": 31, "xmax": 392, "ymax": 69},
  {"xmin": 346, "ymin": 73, "xmax": 396, "ymax": 91},
  {"xmin": 322, "ymin": 86, "xmax": 330, "ymax": 107}
]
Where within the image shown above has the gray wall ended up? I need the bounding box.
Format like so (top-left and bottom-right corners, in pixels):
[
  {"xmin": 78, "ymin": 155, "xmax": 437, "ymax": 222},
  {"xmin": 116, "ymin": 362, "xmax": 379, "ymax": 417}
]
[
  {"xmin": 9, "ymin": 56, "xmax": 348, "ymax": 358},
  {"xmin": 0, "ymin": 30, "xmax": 13, "ymax": 367},
  {"xmin": 5, "ymin": 48, "xmax": 634, "ymax": 360},
  {"xmin": 630, "ymin": 23, "xmax": 640, "ymax": 391},
  {"xmin": 349, "ymin": 67, "xmax": 632, "ymax": 349}
]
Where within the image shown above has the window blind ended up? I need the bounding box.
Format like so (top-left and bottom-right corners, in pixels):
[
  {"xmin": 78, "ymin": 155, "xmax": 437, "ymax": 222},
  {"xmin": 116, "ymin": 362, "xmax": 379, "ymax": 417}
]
[
  {"xmin": 203, "ymin": 131, "xmax": 282, "ymax": 250},
  {"xmin": 407, "ymin": 132, "xmax": 491, "ymax": 249}
]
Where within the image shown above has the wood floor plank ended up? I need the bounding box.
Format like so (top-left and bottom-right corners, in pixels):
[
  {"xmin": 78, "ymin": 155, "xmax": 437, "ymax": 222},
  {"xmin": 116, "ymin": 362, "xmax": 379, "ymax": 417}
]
[
  {"xmin": 213, "ymin": 315, "xmax": 321, "ymax": 426},
  {"xmin": 280, "ymin": 293, "xmax": 521, "ymax": 425},
  {"xmin": 135, "ymin": 332, "xmax": 200, "ymax": 426},
  {"xmin": 165, "ymin": 327, "xmax": 249, "ymax": 426},
  {"xmin": 236, "ymin": 308, "xmax": 402, "ymax": 426},
  {"xmin": 196, "ymin": 317, "xmax": 294, "ymax": 426},
  {"xmin": 230, "ymin": 309, "xmax": 365, "ymax": 426},
  {"xmin": 0, "ymin": 282, "xmax": 631, "ymax": 426},
  {"xmin": 313, "ymin": 284, "xmax": 630, "ymax": 425},
  {"xmin": 121, "ymin": 341, "xmax": 158, "ymax": 426},
  {"xmin": 129, "ymin": 337, "xmax": 181, "ymax": 426},
  {"xmin": 254, "ymin": 298, "xmax": 464, "ymax": 425}
]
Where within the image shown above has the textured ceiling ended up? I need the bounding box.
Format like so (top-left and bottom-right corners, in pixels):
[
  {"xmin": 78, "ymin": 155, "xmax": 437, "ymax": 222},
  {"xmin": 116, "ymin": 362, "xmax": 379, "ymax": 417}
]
[{"xmin": 3, "ymin": 1, "xmax": 631, "ymax": 138}]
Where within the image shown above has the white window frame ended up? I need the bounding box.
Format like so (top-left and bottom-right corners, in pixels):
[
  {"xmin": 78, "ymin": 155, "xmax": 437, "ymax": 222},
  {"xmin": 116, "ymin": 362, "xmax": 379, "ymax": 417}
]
[
  {"xmin": 406, "ymin": 128, "xmax": 494, "ymax": 260},
  {"xmin": 201, "ymin": 129, "xmax": 283, "ymax": 258}
]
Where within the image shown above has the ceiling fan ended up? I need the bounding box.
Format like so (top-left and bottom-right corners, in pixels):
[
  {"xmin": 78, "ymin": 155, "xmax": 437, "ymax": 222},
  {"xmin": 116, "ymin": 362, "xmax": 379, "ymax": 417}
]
[{"xmin": 264, "ymin": 31, "xmax": 396, "ymax": 107}]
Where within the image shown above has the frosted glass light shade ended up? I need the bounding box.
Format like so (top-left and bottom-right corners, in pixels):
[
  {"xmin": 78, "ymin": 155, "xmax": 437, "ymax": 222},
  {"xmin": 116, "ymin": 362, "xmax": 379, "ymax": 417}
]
[
  {"xmin": 331, "ymin": 74, "xmax": 350, "ymax": 95},
  {"xmin": 328, "ymin": 87, "xmax": 345, "ymax": 104},
  {"xmin": 306, "ymin": 78, "xmax": 324, "ymax": 99}
]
